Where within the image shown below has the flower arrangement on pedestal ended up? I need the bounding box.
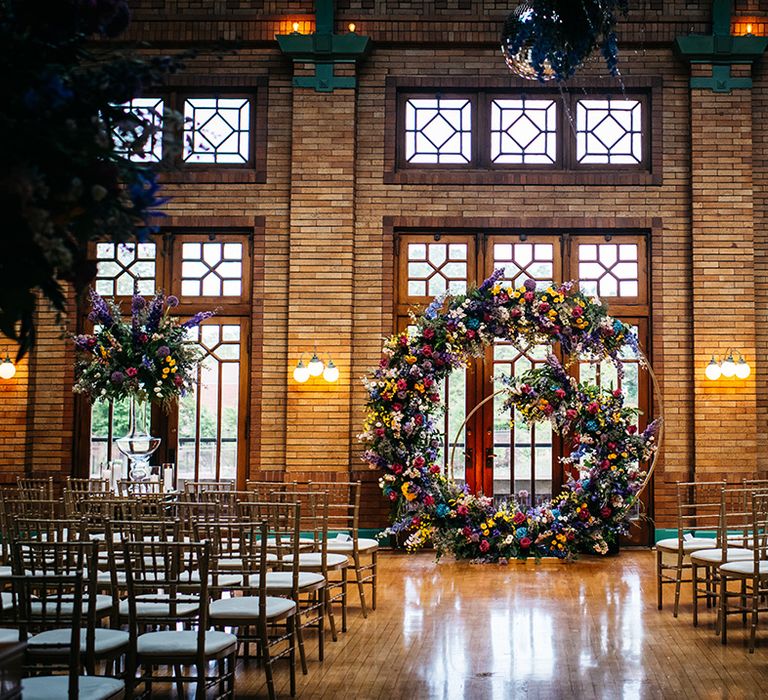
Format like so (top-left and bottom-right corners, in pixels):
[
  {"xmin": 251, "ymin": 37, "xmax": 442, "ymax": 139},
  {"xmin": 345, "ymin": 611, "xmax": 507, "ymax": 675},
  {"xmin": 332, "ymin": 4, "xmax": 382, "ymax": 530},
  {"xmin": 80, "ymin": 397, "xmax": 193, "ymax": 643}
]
[
  {"xmin": 360, "ymin": 271, "xmax": 662, "ymax": 561},
  {"xmin": 73, "ymin": 289, "xmax": 213, "ymax": 478}
]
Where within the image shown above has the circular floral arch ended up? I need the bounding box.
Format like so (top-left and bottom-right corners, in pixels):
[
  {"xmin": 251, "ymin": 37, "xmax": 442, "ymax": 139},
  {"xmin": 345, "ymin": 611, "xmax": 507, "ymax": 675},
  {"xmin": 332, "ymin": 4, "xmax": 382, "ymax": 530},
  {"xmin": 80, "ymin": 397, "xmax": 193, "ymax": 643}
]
[{"xmin": 361, "ymin": 270, "xmax": 662, "ymax": 561}]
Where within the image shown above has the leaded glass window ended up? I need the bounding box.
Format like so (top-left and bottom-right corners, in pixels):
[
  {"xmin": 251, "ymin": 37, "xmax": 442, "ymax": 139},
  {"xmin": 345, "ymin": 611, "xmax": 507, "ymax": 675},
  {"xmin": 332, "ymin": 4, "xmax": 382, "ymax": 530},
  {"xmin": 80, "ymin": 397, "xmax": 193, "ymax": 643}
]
[
  {"xmin": 404, "ymin": 98, "xmax": 472, "ymax": 164},
  {"xmin": 183, "ymin": 97, "xmax": 252, "ymax": 164},
  {"xmin": 493, "ymin": 241, "xmax": 555, "ymax": 289},
  {"xmin": 578, "ymin": 242, "xmax": 639, "ymax": 298},
  {"xmin": 575, "ymin": 98, "xmax": 643, "ymax": 164},
  {"xmin": 180, "ymin": 241, "xmax": 244, "ymax": 297},
  {"xmin": 490, "ymin": 98, "xmax": 557, "ymax": 164},
  {"xmin": 112, "ymin": 98, "xmax": 164, "ymax": 163},
  {"xmin": 406, "ymin": 241, "xmax": 468, "ymax": 297},
  {"xmin": 94, "ymin": 242, "xmax": 157, "ymax": 297}
]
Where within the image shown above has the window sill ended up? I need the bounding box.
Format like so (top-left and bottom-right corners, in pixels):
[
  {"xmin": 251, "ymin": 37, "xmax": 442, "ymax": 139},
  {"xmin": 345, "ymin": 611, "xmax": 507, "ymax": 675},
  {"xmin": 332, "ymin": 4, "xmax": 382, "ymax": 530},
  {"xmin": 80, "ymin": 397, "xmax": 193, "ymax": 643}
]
[
  {"xmin": 383, "ymin": 169, "xmax": 661, "ymax": 187},
  {"xmin": 159, "ymin": 169, "xmax": 267, "ymax": 185}
]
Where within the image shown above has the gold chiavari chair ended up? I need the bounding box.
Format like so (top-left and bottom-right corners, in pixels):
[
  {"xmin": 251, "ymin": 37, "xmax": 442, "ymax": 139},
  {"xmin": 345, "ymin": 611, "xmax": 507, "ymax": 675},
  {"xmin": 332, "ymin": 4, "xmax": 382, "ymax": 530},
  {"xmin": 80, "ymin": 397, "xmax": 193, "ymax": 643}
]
[
  {"xmin": 116, "ymin": 479, "xmax": 162, "ymax": 497},
  {"xmin": 718, "ymin": 491, "xmax": 768, "ymax": 650},
  {"xmin": 123, "ymin": 540, "xmax": 237, "ymax": 699},
  {"xmin": 689, "ymin": 486, "xmax": 758, "ymax": 627},
  {"xmin": 307, "ymin": 480, "xmax": 378, "ymax": 617},
  {"xmin": 63, "ymin": 478, "xmax": 111, "ymax": 517},
  {"xmin": 206, "ymin": 519, "xmax": 297, "ymax": 700},
  {"xmin": 12, "ymin": 539, "xmax": 129, "ymax": 682},
  {"xmin": 656, "ymin": 480, "xmax": 721, "ymax": 616},
  {"xmin": 178, "ymin": 498, "xmax": 222, "ymax": 539},
  {"xmin": 12, "ymin": 540, "xmax": 125, "ymax": 700},
  {"xmin": 17, "ymin": 476, "xmax": 54, "ymax": 500},
  {"xmin": 245, "ymin": 480, "xmax": 288, "ymax": 501}
]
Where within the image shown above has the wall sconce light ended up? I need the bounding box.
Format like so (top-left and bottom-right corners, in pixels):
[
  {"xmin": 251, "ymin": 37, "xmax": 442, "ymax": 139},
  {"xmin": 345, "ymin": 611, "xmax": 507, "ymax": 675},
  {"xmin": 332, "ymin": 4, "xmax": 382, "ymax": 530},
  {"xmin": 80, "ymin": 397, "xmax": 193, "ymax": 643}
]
[
  {"xmin": 705, "ymin": 349, "xmax": 751, "ymax": 381},
  {"xmin": 292, "ymin": 21, "xmax": 300, "ymax": 33},
  {"xmin": 0, "ymin": 353, "xmax": 16, "ymax": 380},
  {"xmin": 292, "ymin": 352, "xmax": 339, "ymax": 383},
  {"xmin": 746, "ymin": 23, "xmax": 754, "ymax": 35},
  {"xmin": 348, "ymin": 22, "xmax": 356, "ymax": 33}
]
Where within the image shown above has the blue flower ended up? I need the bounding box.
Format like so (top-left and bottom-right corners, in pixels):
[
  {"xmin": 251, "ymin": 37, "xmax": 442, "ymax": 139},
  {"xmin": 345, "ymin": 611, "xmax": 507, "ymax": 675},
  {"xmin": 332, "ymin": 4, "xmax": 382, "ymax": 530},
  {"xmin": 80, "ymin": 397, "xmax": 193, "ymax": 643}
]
[
  {"xmin": 436, "ymin": 503, "xmax": 449, "ymax": 518},
  {"xmin": 516, "ymin": 527, "xmax": 528, "ymax": 538},
  {"xmin": 466, "ymin": 318, "xmax": 481, "ymax": 330}
]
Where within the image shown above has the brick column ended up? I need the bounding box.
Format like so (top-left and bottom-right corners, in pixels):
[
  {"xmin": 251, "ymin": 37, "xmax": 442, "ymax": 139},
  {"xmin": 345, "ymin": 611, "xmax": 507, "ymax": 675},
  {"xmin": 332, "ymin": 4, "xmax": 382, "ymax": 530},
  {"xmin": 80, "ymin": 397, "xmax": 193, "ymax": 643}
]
[
  {"xmin": 691, "ymin": 63, "xmax": 758, "ymax": 480},
  {"xmin": 285, "ymin": 64, "xmax": 356, "ymax": 472}
]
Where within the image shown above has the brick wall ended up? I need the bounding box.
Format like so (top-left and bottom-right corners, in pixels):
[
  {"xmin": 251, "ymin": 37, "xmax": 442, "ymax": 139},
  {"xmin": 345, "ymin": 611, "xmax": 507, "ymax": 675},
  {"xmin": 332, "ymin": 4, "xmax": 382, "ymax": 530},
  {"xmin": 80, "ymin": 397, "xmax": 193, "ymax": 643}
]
[{"xmin": 4, "ymin": 0, "xmax": 767, "ymax": 534}]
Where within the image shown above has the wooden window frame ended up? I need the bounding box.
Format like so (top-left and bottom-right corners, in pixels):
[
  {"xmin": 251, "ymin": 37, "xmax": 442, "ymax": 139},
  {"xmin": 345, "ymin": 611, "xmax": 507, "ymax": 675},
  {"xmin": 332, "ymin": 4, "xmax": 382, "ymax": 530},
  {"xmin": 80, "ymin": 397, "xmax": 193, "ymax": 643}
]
[{"xmin": 384, "ymin": 76, "xmax": 662, "ymax": 186}]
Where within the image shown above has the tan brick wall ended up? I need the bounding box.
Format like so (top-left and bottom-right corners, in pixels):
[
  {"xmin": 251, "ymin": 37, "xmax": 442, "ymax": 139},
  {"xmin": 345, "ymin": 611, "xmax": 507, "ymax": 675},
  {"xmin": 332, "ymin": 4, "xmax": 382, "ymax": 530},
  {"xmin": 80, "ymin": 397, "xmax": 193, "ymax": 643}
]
[{"xmin": 6, "ymin": 0, "xmax": 768, "ymax": 533}]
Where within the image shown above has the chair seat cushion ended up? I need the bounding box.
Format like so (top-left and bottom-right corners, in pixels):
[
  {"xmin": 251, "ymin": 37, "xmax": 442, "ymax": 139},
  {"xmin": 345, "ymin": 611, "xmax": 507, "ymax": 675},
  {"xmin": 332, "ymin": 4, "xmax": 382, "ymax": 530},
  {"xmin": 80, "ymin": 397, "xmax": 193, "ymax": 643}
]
[
  {"xmin": 690, "ymin": 548, "xmax": 753, "ymax": 565},
  {"xmin": 0, "ymin": 628, "xmax": 19, "ymax": 643},
  {"xmin": 209, "ymin": 595, "xmax": 296, "ymax": 622},
  {"xmin": 28, "ymin": 628, "xmax": 129, "ymax": 655},
  {"xmin": 656, "ymin": 537, "xmax": 717, "ymax": 553},
  {"xmin": 137, "ymin": 630, "xmax": 237, "ymax": 659},
  {"xmin": 97, "ymin": 571, "xmax": 127, "ymax": 586},
  {"xmin": 0, "ymin": 591, "xmax": 14, "ymax": 610},
  {"xmin": 283, "ymin": 552, "xmax": 349, "ymax": 569},
  {"xmin": 720, "ymin": 560, "xmax": 768, "ymax": 576},
  {"xmin": 22, "ymin": 675, "xmax": 125, "ymax": 700},
  {"xmin": 119, "ymin": 594, "xmax": 199, "ymax": 618},
  {"xmin": 261, "ymin": 571, "xmax": 325, "ymax": 592},
  {"xmin": 327, "ymin": 537, "xmax": 379, "ymax": 554},
  {"xmin": 0, "ymin": 565, "xmax": 11, "ymax": 579},
  {"xmin": 31, "ymin": 594, "xmax": 113, "ymax": 617}
]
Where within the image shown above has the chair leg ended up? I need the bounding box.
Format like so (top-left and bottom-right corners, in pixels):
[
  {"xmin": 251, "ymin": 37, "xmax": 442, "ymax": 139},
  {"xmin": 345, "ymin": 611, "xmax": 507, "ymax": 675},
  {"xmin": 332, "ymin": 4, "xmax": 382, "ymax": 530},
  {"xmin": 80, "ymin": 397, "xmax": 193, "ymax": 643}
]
[
  {"xmin": 372, "ymin": 550, "xmax": 378, "ymax": 610},
  {"xmin": 741, "ymin": 579, "xmax": 748, "ymax": 625},
  {"xmin": 692, "ymin": 562, "xmax": 699, "ymax": 626},
  {"xmin": 673, "ymin": 550, "xmax": 684, "ymax": 618},
  {"xmin": 656, "ymin": 549, "xmax": 663, "ymax": 610},
  {"xmin": 341, "ymin": 567, "xmax": 348, "ymax": 633},
  {"xmin": 295, "ymin": 602, "xmax": 308, "ymax": 674},
  {"xmin": 353, "ymin": 552, "xmax": 368, "ymax": 619},
  {"xmin": 261, "ymin": 627, "xmax": 276, "ymax": 700},
  {"xmin": 175, "ymin": 664, "xmax": 185, "ymax": 698},
  {"xmin": 720, "ymin": 574, "xmax": 728, "ymax": 645},
  {"xmin": 325, "ymin": 587, "xmax": 338, "ymax": 642},
  {"xmin": 317, "ymin": 591, "xmax": 325, "ymax": 662},
  {"xmin": 750, "ymin": 577, "xmax": 759, "ymax": 653},
  {"xmin": 288, "ymin": 615, "xmax": 297, "ymax": 697}
]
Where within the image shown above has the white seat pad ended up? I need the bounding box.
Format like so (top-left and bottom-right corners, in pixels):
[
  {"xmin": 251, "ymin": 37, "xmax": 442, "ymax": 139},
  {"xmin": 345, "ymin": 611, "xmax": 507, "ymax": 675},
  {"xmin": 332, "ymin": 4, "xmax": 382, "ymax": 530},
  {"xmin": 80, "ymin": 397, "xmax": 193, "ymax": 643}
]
[
  {"xmin": 690, "ymin": 548, "xmax": 753, "ymax": 565},
  {"xmin": 209, "ymin": 595, "xmax": 296, "ymax": 621},
  {"xmin": 0, "ymin": 591, "xmax": 14, "ymax": 610},
  {"xmin": 119, "ymin": 594, "xmax": 199, "ymax": 618},
  {"xmin": 28, "ymin": 627, "xmax": 129, "ymax": 655},
  {"xmin": 137, "ymin": 629, "xmax": 237, "ymax": 658},
  {"xmin": 97, "ymin": 571, "xmax": 127, "ymax": 585},
  {"xmin": 720, "ymin": 560, "xmax": 768, "ymax": 576},
  {"xmin": 327, "ymin": 537, "xmax": 379, "ymax": 554},
  {"xmin": 31, "ymin": 594, "xmax": 113, "ymax": 617},
  {"xmin": 656, "ymin": 537, "xmax": 717, "ymax": 552},
  {"xmin": 283, "ymin": 552, "xmax": 349, "ymax": 569},
  {"xmin": 0, "ymin": 565, "xmax": 11, "ymax": 579},
  {"xmin": 261, "ymin": 571, "xmax": 325, "ymax": 592},
  {"xmin": 22, "ymin": 675, "xmax": 125, "ymax": 700},
  {"xmin": 0, "ymin": 628, "xmax": 19, "ymax": 643}
]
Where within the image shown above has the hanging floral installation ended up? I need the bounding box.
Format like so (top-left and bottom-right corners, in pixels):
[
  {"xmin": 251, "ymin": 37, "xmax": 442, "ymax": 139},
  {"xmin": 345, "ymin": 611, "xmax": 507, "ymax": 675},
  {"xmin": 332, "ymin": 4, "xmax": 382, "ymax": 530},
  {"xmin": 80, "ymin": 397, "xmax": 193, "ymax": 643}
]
[
  {"xmin": 360, "ymin": 271, "xmax": 661, "ymax": 561},
  {"xmin": 501, "ymin": 0, "xmax": 628, "ymax": 82},
  {"xmin": 73, "ymin": 290, "xmax": 213, "ymax": 409}
]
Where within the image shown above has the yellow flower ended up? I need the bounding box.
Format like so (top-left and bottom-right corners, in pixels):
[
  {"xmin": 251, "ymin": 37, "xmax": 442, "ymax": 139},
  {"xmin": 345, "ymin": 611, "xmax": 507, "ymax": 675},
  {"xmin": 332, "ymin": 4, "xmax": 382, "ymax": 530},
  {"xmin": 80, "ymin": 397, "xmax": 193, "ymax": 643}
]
[
  {"xmin": 165, "ymin": 355, "xmax": 172, "ymax": 363},
  {"xmin": 171, "ymin": 367, "xmax": 177, "ymax": 373},
  {"xmin": 415, "ymin": 383, "xmax": 425, "ymax": 393},
  {"xmin": 608, "ymin": 453, "xmax": 617, "ymax": 460},
  {"xmin": 405, "ymin": 355, "xmax": 417, "ymax": 365},
  {"xmin": 401, "ymin": 483, "xmax": 417, "ymax": 501},
  {"xmin": 491, "ymin": 283, "xmax": 501, "ymax": 295},
  {"xmin": 548, "ymin": 309, "xmax": 558, "ymax": 318}
]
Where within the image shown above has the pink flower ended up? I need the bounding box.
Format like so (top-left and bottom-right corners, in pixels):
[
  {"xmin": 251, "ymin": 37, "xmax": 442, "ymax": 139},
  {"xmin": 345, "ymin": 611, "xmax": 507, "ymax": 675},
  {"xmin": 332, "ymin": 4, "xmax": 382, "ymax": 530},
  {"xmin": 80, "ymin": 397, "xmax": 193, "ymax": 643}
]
[
  {"xmin": 392, "ymin": 403, "xmax": 403, "ymax": 412},
  {"xmin": 510, "ymin": 308, "xmax": 522, "ymax": 318},
  {"xmin": 466, "ymin": 330, "xmax": 476, "ymax": 339},
  {"xmin": 479, "ymin": 540, "xmax": 490, "ymax": 553},
  {"xmin": 519, "ymin": 537, "xmax": 532, "ymax": 548},
  {"xmin": 524, "ymin": 291, "xmax": 535, "ymax": 302},
  {"xmin": 125, "ymin": 367, "xmax": 138, "ymax": 378},
  {"xmin": 421, "ymin": 345, "xmax": 433, "ymax": 357},
  {"xmin": 513, "ymin": 512, "xmax": 526, "ymax": 525},
  {"xmin": 423, "ymin": 328, "xmax": 435, "ymax": 340},
  {"xmin": 539, "ymin": 302, "xmax": 550, "ymax": 312},
  {"xmin": 396, "ymin": 379, "xmax": 407, "ymax": 391},
  {"xmin": 375, "ymin": 428, "xmax": 385, "ymax": 437},
  {"xmin": 555, "ymin": 388, "xmax": 566, "ymax": 399},
  {"xmin": 566, "ymin": 409, "xmax": 577, "ymax": 420},
  {"xmin": 429, "ymin": 464, "xmax": 440, "ymax": 474},
  {"xmin": 628, "ymin": 425, "xmax": 637, "ymax": 434},
  {"xmin": 462, "ymin": 527, "xmax": 472, "ymax": 538},
  {"xmin": 600, "ymin": 506, "xmax": 612, "ymax": 518},
  {"xmin": 572, "ymin": 306, "xmax": 583, "ymax": 317},
  {"xmin": 413, "ymin": 456, "xmax": 425, "ymax": 468},
  {"xmin": 587, "ymin": 402, "xmax": 600, "ymax": 414},
  {"xmin": 388, "ymin": 491, "xmax": 398, "ymax": 501},
  {"xmin": 423, "ymin": 377, "xmax": 434, "ymax": 388},
  {"xmin": 393, "ymin": 464, "xmax": 403, "ymax": 475},
  {"xmin": 424, "ymin": 495, "xmax": 435, "ymax": 507},
  {"xmin": 173, "ymin": 375, "xmax": 183, "ymax": 386},
  {"xmin": 457, "ymin": 504, "xmax": 469, "ymax": 516},
  {"xmin": 414, "ymin": 414, "xmax": 424, "ymax": 426}
]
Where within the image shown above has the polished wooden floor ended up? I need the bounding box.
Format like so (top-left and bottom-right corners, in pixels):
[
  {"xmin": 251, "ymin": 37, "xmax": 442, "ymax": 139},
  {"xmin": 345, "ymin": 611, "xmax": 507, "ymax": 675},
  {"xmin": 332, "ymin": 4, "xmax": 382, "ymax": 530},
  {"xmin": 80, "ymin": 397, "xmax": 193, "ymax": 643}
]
[{"xmin": 165, "ymin": 550, "xmax": 768, "ymax": 699}]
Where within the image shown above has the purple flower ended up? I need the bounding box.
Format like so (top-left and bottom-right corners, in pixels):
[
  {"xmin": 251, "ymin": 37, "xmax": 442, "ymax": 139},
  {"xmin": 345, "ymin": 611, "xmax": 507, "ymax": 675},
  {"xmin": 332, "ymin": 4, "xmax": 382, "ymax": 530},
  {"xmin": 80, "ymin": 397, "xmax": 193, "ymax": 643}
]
[
  {"xmin": 88, "ymin": 289, "xmax": 113, "ymax": 327},
  {"xmin": 110, "ymin": 371, "xmax": 125, "ymax": 385},
  {"xmin": 131, "ymin": 294, "xmax": 146, "ymax": 313},
  {"xmin": 524, "ymin": 278, "xmax": 537, "ymax": 291},
  {"xmin": 479, "ymin": 268, "xmax": 505, "ymax": 292},
  {"xmin": 145, "ymin": 293, "xmax": 164, "ymax": 333},
  {"xmin": 156, "ymin": 345, "xmax": 170, "ymax": 358},
  {"xmin": 167, "ymin": 295, "xmax": 179, "ymax": 308},
  {"xmin": 181, "ymin": 311, "xmax": 215, "ymax": 329}
]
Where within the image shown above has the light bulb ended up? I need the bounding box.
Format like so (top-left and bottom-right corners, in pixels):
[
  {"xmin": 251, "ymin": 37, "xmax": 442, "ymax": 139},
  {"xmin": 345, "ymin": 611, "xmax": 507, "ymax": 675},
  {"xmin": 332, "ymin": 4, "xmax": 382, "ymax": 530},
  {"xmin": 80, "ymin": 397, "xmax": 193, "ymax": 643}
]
[
  {"xmin": 720, "ymin": 354, "xmax": 736, "ymax": 378},
  {"xmin": 704, "ymin": 358, "xmax": 721, "ymax": 381},
  {"xmin": 323, "ymin": 360, "xmax": 339, "ymax": 383},
  {"xmin": 292, "ymin": 21, "xmax": 300, "ymax": 32},
  {"xmin": 293, "ymin": 360, "xmax": 310, "ymax": 383},
  {"xmin": 308, "ymin": 353, "xmax": 324, "ymax": 377},
  {"xmin": 0, "ymin": 355, "xmax": 15, "ymax": 380},
  {"xmin": 736, "ymin": 358, "xmax": 751, "ymax": 379},
  {"xmin": 348, "ymin": 23, "xmax": 356, "ymax": 32},
  {"xmin": 747, "ymin": 23, "xmax": 753, "ymax": 35}
]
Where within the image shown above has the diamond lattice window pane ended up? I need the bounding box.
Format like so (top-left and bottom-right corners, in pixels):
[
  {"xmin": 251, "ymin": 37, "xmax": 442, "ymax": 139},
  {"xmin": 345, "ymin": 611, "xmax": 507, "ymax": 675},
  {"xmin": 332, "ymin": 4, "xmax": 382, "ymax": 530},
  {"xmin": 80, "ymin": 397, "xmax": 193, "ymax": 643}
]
[
  {"xmin": 94, "ymin": 242, "xmax": 157, "ymax": 297},
  {"xmin": 183, "ymin": 98, "xmax": 251, "ymax": 164},
  {"xmin": 578, "ymin": 242, "xmax": 639, "ymax": 298},
  {"xmin": 112, "ymin": 98, "xmax": 164, "ymax": 163},
  {"xmin": 180, "ymin": 240, "xmax": 244, "ymax": 297},
  {"xmin": 493, "ymin": 241, "xmax": 555, "ymax": 289},
  {"xmin": 406, "ymin": 241, "xmax": 468, "ymax": 297},
  {"xmin": 576, "ymin": 99, "xmax": 642, "ymax": 164},
  {"xmin": 404, "ymin": 98, "xmax": 472, "ymax": 164},
  {"xmin": 490, "ymin": 99, "xmax": 557, "ymax": 165}
]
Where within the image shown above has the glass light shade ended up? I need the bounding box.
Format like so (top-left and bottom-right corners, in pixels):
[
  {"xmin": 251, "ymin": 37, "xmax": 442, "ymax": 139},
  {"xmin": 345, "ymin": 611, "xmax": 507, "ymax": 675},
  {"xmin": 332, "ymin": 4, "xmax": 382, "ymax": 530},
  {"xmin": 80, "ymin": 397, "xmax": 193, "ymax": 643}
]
[
  {"xmin": 704, "ymin": 359, "xmax": 721, "ymax": 381},
  {"xmin": 293, "ymin": 361, "xmax": 310, "ymax": 383},
  {"xmin": 323, "ymin": 361, "xmax": 339, "ymax": 383},
  {"xmin": 308, "ymin": 353, "xmax": 324, "ymax": 377},
  {"xmin": 0, "ymin": 356, "xmax": 16, "ymax": 380},
  {"xmin": 735, "ymin": 358, "xmax": 751, "ymax": 379},
  {"xmin": 720, "ymin": 355, "xmax": 736, "ymax": 378}
]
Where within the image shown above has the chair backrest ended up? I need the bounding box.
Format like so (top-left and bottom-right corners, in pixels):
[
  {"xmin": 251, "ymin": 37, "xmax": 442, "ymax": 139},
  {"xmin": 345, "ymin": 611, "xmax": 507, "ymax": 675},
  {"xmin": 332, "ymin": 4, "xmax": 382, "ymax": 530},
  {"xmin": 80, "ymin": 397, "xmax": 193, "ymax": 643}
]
[
  {"xmin": 245, "ymin": 480, "xmax": 287, "ymax": 501},
  {"xmin": 65, "ymin": 478, "xmax": 110, "ymax": 495},
  {"xmin": 11, "ymin": 542, "xmax": 95, "ymax": 697},
  {"xmin": 3, "ymin": 498, "xmax": 62, "ymax": 521},
  {"xmin": 183, "ymin": 480, "xmax": 235, "ymax": 498},
  {"xmin": 122, "ymin": 540, "xmax": 210, "ymax": 641},
  {"xmin": 117, "ymin": 479, "xmax": 162, "ymax": 497},
  {"xmin": 751, "ymin": 492, "xmax": 768, "ymax": 566},
  {"xmin": 303, "ymin": 481, "xmax": 360, "ymax": 537},
  {"xmin": 277, "ymin": 491, "xmax": 329, "ymax": 575},
  {"xmin": 675, "ymin": 480, "xmax": 726, "ymax": 541},
  {"xmin": 717, "ymin": 486, "xmax": 768, "ymax": 556},
  {"xmin": 17, "ymin": 477, "xmax": 54, "ymax": 500},
  {"xmin": 13, "ymin": 516, "xmax": 87, "ymax": 543},
  {"xmin": 178, "ymin": 499, "xmax": 222, "ymax": 536}
]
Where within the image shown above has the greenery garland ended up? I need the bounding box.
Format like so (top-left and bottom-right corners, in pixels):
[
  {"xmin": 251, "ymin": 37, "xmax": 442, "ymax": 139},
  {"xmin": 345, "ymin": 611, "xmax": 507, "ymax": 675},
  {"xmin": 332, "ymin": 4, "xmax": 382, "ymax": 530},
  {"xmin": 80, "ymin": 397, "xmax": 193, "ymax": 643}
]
[{"xmin": 360, "ymin": 270, "xmax": 660, "ymax": 561}]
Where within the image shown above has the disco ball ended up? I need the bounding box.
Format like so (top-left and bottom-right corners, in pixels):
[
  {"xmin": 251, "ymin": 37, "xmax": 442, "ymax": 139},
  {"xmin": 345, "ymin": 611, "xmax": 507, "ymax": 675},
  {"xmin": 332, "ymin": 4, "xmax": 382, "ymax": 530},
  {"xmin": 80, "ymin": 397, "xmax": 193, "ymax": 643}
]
[
  {"xmin": 501, "ymin": 1, "xmax": 559, "ymax": 81},
  {"xmin": 502, "ymin": 42, "xmax": 557, "ymax": 81}
]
